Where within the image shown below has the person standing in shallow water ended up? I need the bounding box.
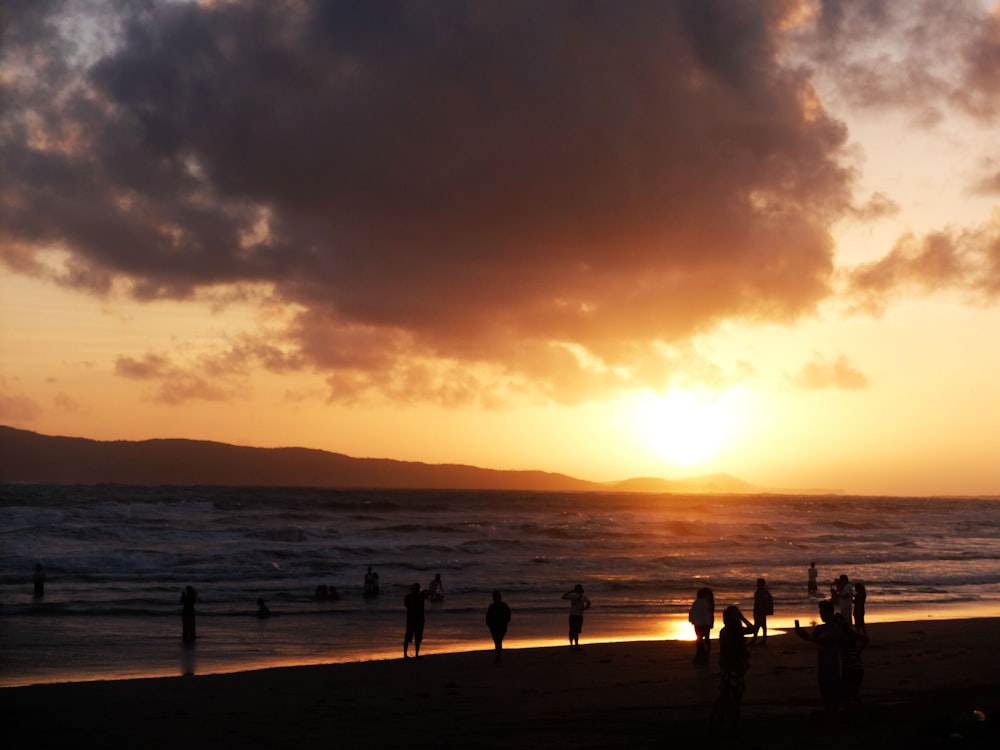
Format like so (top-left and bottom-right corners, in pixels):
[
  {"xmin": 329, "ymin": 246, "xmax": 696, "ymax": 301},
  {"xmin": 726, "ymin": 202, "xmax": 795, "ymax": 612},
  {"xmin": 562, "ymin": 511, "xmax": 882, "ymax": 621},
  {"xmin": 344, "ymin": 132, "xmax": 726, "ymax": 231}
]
[
  {"xmin": 485, "ymin": 590, "xmax": 512, "ymax": 661},
  {"xmin": 364, "ymin": 566, "xmax": 380, "ymax": 598},
  {"xmin": 808, "ymin": 561, "xmax": 818, "ymax": 594},
  {"xmin": 33, "ymin": 563, "xmax": 46, "ymax": 598},
  {"xmin": 180, "ymin": 585, "xmax": 198, "ymax": 643},
  {"xmin": 562, "ymin": 584, "xmax": 591, "ymax": 650}
]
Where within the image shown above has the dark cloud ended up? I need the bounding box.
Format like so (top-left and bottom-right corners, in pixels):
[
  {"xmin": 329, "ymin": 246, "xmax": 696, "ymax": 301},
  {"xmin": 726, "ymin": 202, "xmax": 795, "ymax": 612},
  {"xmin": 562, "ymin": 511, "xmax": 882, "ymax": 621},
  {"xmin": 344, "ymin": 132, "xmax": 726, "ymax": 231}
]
[{"xmin": 2, "ymin": 1, "xmax": 865, "ymax": 402}]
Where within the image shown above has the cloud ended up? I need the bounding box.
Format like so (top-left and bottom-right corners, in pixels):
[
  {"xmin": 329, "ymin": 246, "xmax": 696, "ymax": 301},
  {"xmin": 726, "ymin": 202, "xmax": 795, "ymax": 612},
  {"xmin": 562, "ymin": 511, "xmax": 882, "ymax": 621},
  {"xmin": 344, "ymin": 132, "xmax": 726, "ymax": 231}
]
[
  {"xmin": 845, "ymin": 220, "xmax": 1000, "ymax": 314},
  {"xmin": 0, "ymin": 392, "xmax": 43, "ymax": 422},
  {"xmin": 0, "ymin": 1, "xmax": 913, "ymax": 404},
  {"xmin": 791, "ymin": 353, "xmax": 868, "ymax": 391},
  {"xmin": 115, "ymin": 353, "xmax": 237, "ymax": 404},
  {"xmin": 799, "ymin": 0, "xmax": 999, "ymax": 124}
]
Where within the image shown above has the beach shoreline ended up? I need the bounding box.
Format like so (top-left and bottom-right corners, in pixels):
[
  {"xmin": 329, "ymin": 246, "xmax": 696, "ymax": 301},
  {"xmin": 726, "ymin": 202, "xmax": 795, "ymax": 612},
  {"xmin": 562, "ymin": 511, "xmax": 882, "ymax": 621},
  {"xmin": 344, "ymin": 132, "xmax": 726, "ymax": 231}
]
[
  {"xmin": 4, "ymin": 617, "xmax": 998, "ymax": 749},
  {"xmin": 4, "ymin": 601, "xmax": 999, "ymax": 689}
]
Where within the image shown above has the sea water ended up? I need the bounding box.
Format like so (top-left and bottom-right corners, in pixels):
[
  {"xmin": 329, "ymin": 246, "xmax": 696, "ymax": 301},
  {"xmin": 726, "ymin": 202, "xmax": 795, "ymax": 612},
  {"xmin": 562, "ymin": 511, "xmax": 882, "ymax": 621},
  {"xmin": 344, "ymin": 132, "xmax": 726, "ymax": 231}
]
[{"xmin": 1, "ymin": 484, "xmax": 998, "ymax": 686}]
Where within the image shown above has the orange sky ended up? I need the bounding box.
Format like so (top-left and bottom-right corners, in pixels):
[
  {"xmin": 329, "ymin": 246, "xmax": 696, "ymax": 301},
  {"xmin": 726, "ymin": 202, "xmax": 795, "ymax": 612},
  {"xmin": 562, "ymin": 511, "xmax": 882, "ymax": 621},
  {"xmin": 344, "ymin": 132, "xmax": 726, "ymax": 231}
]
[{"xmin": 2, "ymin": 1, "xmax": 999, "ymax": 496}]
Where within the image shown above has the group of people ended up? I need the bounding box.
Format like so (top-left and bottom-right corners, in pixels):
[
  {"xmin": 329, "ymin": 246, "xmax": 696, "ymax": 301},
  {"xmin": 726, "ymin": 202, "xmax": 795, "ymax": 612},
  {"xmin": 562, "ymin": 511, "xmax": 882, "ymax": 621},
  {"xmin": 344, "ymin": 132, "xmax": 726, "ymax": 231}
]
[
  {"xmin": 688, "ymin": 566, "xmax": 871, "ymax": 731},
  {"xmin": 404, "ymin": 582, "xmax": 588, "ymax": 661},
  {"xmin": 403, "ymin": 579, "xmax": 510, "ymax": 661}
]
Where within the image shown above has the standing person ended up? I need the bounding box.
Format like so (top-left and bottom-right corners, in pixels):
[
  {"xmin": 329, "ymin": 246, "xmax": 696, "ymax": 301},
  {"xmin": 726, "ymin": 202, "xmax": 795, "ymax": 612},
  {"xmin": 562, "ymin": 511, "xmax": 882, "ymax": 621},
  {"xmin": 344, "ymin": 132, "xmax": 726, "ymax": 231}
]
[
  {"xmin": 688, "ymin": 587, "xmax": 715, "ymax": 664},
  {"xmin": 32, "ymin": 563, "xmax": 46, "ymax": 598},
  {"xmin": 710, "ymin": 605, "xmax": 754, "ymax": 731},
  {"xmin": 836, "ymin": 613, "xmax": 868, "ymax": 706},
  {"xmin": 485, "ymin": 590, "xmax": 512, "ymax": 662},
  {"xmin": 403, "ymin": 583, "xmax": 430, "ymax": 659},
  {"xmin": 750, "ymin": 578, "xmax": 773, "ymax": 646},
  {"xmin": 808, "ymin": 561, "xmax": 818, "ymax": 594},
  {"xmin": 561, "ymin": 584, "xmax": 591, "ymax": 650},
  {"xmin": 180, "ymin": 585, "xmax": 198, "ymax": 643},
  {"xmin": 853, "ymin": 581, "xmax": 868, "ymax": 636},
  {"xmin": 428, "ymin": 573, "xmax": 445, "ymax": 602},
  {"xmin": 838, "ymin": 574, "xmax": 854, "ymax": 626},
  {"xmin": 794, "ymin": 600, "xmax": 845, "ymax": 715},
  {"xmin": 256, "ymin": 598, "xmax": 271, "ymax": 617},
  {"xmin": 364, "ymin": 566, "xmax": 380, "ymax": 598}
]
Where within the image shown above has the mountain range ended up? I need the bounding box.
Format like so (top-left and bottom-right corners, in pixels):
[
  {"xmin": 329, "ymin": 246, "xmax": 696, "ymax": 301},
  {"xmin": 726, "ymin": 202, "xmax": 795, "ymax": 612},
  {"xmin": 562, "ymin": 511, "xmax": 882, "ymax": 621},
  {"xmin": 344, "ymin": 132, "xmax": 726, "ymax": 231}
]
[{"xmin": 0, "ymin": 425, "xmax": 795, "ymax": 493}]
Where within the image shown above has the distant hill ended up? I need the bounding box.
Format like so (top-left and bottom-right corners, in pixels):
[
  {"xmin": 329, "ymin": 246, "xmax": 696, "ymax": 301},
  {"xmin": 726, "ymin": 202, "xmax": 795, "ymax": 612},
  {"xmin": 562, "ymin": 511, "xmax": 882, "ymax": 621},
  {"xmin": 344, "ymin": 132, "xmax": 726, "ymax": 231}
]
[
  {"xmin": 0, "ymin": 425, "xmax": 769, "ymax": 493},
  {"xmin": 610, "ymin": 474, "xmax": 760, "ymax": 494}
]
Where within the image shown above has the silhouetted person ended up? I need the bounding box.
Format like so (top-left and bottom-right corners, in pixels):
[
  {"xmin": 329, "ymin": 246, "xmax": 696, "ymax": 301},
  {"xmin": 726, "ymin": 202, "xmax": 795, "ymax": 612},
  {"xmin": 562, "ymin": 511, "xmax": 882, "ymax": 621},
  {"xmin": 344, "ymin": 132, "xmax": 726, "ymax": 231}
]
[
  {"xmin": 364, "ymin": 566, "xmax": 380, "ymax": 598},
  {"xmin": 808, "ymin": 561, "xmax": 818, "ymax": 594},
  {"xmin": 838, "ymin": 574, "xmax": 854, "ymax": 625},
  {"xmin": 180, "ymin": 585, "xmax": 198, "ymax": 643},
  {"xmin": 403, "ymin": 583, "xmax": 430, "ymax": 658},
  {"xmin": 710, "ymin": 605, "xmax": 754, "ymax": 731},
  {"xmin": 836, "ymin": 613, "xmax": 868, "ymax": 706},
  {"xmin": 485, "ymin": 590, "xmax": 512, "ymax": 661},
  {"xmin": 795, "ymin": 600, "xmax": 844, "ymax": 715},
  {"xmin": 561, "ymin": 584, "xmax": 591, "ymax": 650},
  {"xmin": 688, "ymin": 587, "xmax": 715, "ymax": 664},
  {"xmin": 315, "ymin": 584, "xmax": 329, "ymax": 601},
  {"xmin": 429, "ymin": 573, "xmax": 445, "ymax": 602},
  {"xmin": 750, "ymin": 577, "xmax": 773, "ymax": 645},
  {"xmin": 256, "ymin": 597, "xmax": 270, "ymax": 617},
  {"xmin": 33, "ymin": 563, "xmax": 46, "ymax": 598},
  {"xmin": 853, "ymin": 581, "xmax": 868, "ymax": 635}
]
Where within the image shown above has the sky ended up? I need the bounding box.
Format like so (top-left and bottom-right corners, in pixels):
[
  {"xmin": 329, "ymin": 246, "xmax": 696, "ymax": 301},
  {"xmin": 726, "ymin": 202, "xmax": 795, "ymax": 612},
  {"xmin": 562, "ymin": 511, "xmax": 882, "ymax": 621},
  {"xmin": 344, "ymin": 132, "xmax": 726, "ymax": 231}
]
[{"xmin": 1, "ymin": 0, "xmax": 999, "ymax": 496}]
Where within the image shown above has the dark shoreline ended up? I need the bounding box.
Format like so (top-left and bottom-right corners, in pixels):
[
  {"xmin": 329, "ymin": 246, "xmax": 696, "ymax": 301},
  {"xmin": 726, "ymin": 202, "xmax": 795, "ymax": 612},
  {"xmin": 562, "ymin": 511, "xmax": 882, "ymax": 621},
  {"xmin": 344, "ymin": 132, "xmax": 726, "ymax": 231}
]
[{"xmin": 3, "ymin": 618, "xmax": 999, "ymax": 749}]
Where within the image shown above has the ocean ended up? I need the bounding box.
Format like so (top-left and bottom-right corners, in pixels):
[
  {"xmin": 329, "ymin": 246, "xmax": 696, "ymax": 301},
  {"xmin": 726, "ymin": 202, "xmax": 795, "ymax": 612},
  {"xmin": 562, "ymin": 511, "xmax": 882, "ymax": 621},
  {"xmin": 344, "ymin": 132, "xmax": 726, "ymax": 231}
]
[{"xmin": 2, "ymin": 484, "xmax": 999, "ymax": 687}]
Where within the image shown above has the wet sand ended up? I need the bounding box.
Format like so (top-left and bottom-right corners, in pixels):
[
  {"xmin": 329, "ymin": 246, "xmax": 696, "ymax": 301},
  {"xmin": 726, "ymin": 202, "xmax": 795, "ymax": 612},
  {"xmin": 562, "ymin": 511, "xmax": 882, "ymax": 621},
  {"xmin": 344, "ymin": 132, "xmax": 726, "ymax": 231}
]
[{"xmin": 3, "ymin": 618, "xmax": 998, "ymax": 749}]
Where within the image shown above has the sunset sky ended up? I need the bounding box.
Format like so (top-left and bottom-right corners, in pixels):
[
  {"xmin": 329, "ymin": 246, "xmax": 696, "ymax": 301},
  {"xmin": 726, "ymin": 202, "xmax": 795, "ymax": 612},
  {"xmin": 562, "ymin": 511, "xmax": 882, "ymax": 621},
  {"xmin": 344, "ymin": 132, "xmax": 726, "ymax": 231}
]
[{"xmin": 2, "ymin": 1, "xmax": 999, "ymax": 496}]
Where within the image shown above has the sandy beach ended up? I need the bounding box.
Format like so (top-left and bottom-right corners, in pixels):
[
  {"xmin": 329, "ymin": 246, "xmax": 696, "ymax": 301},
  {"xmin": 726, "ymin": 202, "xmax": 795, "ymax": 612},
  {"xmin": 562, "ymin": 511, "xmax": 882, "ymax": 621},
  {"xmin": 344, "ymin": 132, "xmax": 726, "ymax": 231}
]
[{"xmin": 3, "ymin": 617, "xmax": 998, "ymax": 749}]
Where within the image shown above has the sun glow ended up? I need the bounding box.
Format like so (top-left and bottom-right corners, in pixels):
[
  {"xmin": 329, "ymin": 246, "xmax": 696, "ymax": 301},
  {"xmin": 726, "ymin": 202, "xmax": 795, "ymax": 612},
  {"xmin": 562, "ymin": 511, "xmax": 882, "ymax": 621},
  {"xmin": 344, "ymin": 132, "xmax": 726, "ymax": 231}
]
[{"xmin": 634, "ymin": 387, "xmax": 740, "ymax": 466}]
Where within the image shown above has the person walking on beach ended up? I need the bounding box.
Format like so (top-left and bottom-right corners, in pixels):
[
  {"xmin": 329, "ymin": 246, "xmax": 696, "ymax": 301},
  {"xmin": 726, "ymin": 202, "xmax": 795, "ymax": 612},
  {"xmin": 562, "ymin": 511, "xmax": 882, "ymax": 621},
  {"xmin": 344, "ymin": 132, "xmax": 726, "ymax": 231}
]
[
  {"xmin": 688, "ymin": 587, "xmax": 715, "ymax": 664},
  {"xmin": 838, "ymin": 574, "xmax": 854, "ymax": 626},
  {"xmin": 808, "ymin": 561, "xmax": 818, "ymax": 594},
  {"xmin": 403, "ymin": 583, "xmax": 430, "ymax": 659},
  {"xmin": 180, "ymin": 585, "xmax": 198, "ymax": 643},
  {"xmin": 33, "ymin": 563, "xmax": 46, "ymax": 598},
  {"xmin": 853, "ymin": 581, "xmax": 868, "ymax": 636},
  {"xmin": 750, "ymin": 577, "xmax": 773, "ymax": 646},
  {"xmin": 794, "ymin": 600, "xmax": 844, "ymax": 715},
  {"xmin": 486, "ymin": 590, "xmax": 512, "ymax": 661},
  {"xmin": 710, "ymin": 605, "xmax": 754, "ymax": 731},
  {"xmin": 562, "ymin": 584, "xmax": 591, "ymax": 650}
]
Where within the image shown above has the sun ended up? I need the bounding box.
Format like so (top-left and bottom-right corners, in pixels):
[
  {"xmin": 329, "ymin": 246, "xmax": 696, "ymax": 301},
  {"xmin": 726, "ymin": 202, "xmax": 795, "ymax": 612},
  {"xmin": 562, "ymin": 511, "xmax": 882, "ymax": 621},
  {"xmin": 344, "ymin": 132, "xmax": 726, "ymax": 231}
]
[{"xmin": 633, "ymin": 387, "xmax": 739, "ymax": 466}]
